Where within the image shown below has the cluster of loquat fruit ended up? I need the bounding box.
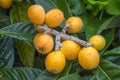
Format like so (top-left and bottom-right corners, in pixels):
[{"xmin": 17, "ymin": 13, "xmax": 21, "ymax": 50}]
[{"xmin": 27, "ymin": 4, "xmax": 106, "ymax": 74}]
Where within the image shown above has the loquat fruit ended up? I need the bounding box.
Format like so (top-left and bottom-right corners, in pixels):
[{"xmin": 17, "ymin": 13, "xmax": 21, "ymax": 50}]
[
  {"xmin": 66, "ymin": 17, "xmax": 83, "ymax": 33},
  {"xmin": 45, "ymin": 9, "xmax": 64, "ymax": 28},
  {"xmin": 60, "ymin": 40, "xmax": 81, "ymax": 61},
  {"xmin": 27, "ymin": 5, "xmax": 45, "ymax": 25},
  {"xmin": 45, "ymin": 51, "xmax": 66, "ymax": 74},
  {"xmin": 34, "ymin": 33, "xmax": 54, "ymax": 54},
  {"xmin": 89, "ymin": 35, "xmax": 106, "ymax": 51},
  {"xmin": 0, "ymin": 0, "xmax": 12, "ymax": 9},
  {"xmin": 78, "ymin": 47, "xmax": 100, "ymax": 70}
]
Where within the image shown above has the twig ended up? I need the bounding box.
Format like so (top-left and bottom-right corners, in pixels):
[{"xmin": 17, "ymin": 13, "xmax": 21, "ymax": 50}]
[
  {"xmin": 38, "ymin": 25, "xmax": 93, "ymax": 47},
  {"xmin": 62, "ymin": 24, "xmax": 70, "ymax": 34},
  {"xmin": 55, "ymin": 34, "xmax": 62, "ymax": 51}
]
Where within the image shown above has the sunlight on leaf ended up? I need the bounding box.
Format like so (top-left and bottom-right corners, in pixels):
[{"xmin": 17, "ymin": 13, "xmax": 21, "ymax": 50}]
[{"xmin": 105, "ymin": 0, "xmax": 120, "ymax": 15}]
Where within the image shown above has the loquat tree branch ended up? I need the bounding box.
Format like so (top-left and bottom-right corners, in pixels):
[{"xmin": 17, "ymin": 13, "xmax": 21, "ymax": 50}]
[
  {"xmin": 62, "ymin": 24, "xmax": 71, "ymax": 34},
  {"xmin": 55, "ymin": 34, "xmax": 62, "ymax": 51},
  {"xmin": 37, "ymin": 25, "xmax": 93, "ymax": 47}
]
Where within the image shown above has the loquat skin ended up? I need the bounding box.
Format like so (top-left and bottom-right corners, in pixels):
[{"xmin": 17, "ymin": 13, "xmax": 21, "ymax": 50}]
[
  {"xmin": 78, "ymin": 47, "xmax": 100, "ymax": 70},
  {"xmin": 34, "ymin": 33, "xmax": 54, "ymax": 54},
  {"xmin": 45, "ymin": 9, "xmax": 64, "ymax": 28},
  {"xmin": 27, "ymin": 5, "xmax": 45, "ymax": 25},
  {"xmin": 60, "ymin": 40, "xmax": 81, "ymax": 61},
  {"xmin": 45, "ymin": 51, "xmax": 66, "ymax": 74},
  {"xmin": 89, "ymin": 35, "xmax": 106, "ymax": 51},
  {"xmin": 66, "ymin": 17, "xmax": 83, "ymax": 33},
  {"xmin": 0, "ymin": 0, "xmax": 12, "ymax": 9}
]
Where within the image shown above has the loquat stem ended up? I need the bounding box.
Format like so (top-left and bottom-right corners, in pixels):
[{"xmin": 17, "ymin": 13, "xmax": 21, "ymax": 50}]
[
  {"xmin": 55, "ymin": 34, "xmax": 62, "ymax": 51},
  {"xmin": 62, "ymin": 24, "xmax": 70, "ymax": 34},
  {"xmin": 60, "ymin": 34, "xmax": 93, "ymax": 47},
  {"xmin": 38, "ymin": 25, "xmax": 93, "ymax": 47}
]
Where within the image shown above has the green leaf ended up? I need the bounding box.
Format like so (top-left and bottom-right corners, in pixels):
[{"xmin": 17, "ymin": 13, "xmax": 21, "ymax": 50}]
[
  {"xmin": 35, "ymin": 70, "xmax": 57, "ymax": 80},
  {"xmin": 102, "ymin": 47, "xmax": 120, "ymax": 56},
  {"xmin": 0, "ymin": 16, "xmax": 10, "ymax": 26},
  {"xmin": 100, "ymin": 29, "xmax": 115, "ymax": 55},
  {"xmin": 68, "ymin": 0, "xmax": 85, "ymax": 16},
  {"xmin": 10, "ymin": 2, "xmax": 35, "ymax": 67},
  {"xmin": 0, "ymin": 22, "xmax": 36, "ymax": 41},
  {"xmin": 86, "ymin": 0, "xmax": 109, "ymax": 6},
  {"xmin": 10, "ymin": 6, "xmax": 20, "ymax": 23},
  {"xmin": 26, "ymin": 0, "xmax": 35, "ymax": 4},
  {"xmin": 0, "ymin": 68, "xmax": 41, "ymax": 80},
  {"xmin": 85, "ymin": 18, "xmax": 102, "ymax": 40},
  {"xmin": 15, "ymin": 39, "xmax": 35, "ymax": 67},
  {"xmin": 35, "ymin": 0, "xmax": 55, "ymax": 12},
  {"xmin": 105, "ymin": 0, "xmax": 120, "ymax": 15},
  {"xmin": 56, "ymin": 62, "xmax": 72, "ymax": 79},
  {"xmin": 35, "ymin": 0, "xmax": 72, "ymax": 19},
  {"xmin": 118, "ymin": 29, "xmax": 120, "ymax": 40},
  {"xmin": 0, "ymin": 37, "xmax": 14, "ymax": 68},
  {"xmin": 54, "ymin": 0, "xmax": 72, "ymax": 19},
  {"xmin": 0, "ymin": 22, "xmax": 7, "ymax": 29},
  {"xmin": 58, "ymin": 73, "xmax": 82, "ymax": 80},
  {"xmin": 10, "ymin": 2, "xmax": 29, "ymax": 24},
  {"xmin": 35, "ymin": 0, "xmax": 72, "ymax": 29},
  {"xmin": 97, "ymin": 16, "xmax": 120, "ymax": 34},
  {"xmin": 77, "ymin": 15, "xmax": 89, "ymax": 33},
  {"xmin": 97, "ymin": 17, "xmax": 114, "ymax": 34},
  {"xmin": 70, "ymin": 62, "xmax": 83, "ymax": 73},
  {"xmin": 106, "ymin": 57, "xmax": 120, "ymax": 66},
  {"xmin": 0, "ymin": 9, "xmax": 5, "ymax": 16},
  {"xmin": 83, "ymin": 75, "xmax": 95, "ymax": 80},
  {"xmin": 93, "ymin": 59, "xmax": 120, "ymax": 80},
  {"xmin": 85, "ymin": 0, "xmax": 109, "ymax": 16},
  {"xmin": 85, "ymin": 21, "xmax": 96, "ymax": 40},
  {"xmin": 106, "ymin": 16, "xmax": 120, "ymax": 29}
]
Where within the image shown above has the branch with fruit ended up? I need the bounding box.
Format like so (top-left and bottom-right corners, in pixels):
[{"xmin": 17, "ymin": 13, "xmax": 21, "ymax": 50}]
[
  {"xmin": 28, "ymin": 4, "xmax": 106, "ymax": 74},
  {"xmin": 37, "ymin": 24, "xmax": 93, "ymax": 49}
]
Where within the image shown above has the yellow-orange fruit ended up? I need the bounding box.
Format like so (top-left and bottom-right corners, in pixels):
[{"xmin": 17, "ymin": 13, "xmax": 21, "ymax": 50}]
[
  {"xmin": 0, "ymin": 0, "xmax": 12, "ymax": 9},
  {"xmin": 45, "ymin": 51, "xmax": 66, "ymax": 74},
  {"xmin": 60, "ymin": 40, "xmax": 81, "ymax": 61},
  {"xmin": 78, "ymin": 47, "xmax": 100, "ymax": 70},
  {"xmin": 45, "ymin": 9, "xmax": 64, "ymax": 28},
  {"xmin": 34, "ymin": 33, "xmax": 54, "ymax": 54},
  {"xmin": 66, "ymin": 17, "xmax": 83, "ymax": 33},
  {"xmin": 89, "ymin": 35, "xmax": 106, "ymax": 51},
  {"xmin": 27, "ymin": 5, "xmax": 45, "ymax": 25}
]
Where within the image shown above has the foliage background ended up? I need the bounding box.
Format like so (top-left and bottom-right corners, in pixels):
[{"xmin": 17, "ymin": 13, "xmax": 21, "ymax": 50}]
[{"xmin": 0, "ymin": 0, "xmax": 120, "ymax": 80}]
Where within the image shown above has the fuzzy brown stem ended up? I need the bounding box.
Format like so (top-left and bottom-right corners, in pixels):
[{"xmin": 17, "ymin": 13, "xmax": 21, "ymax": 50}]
[{"xmin": 38, "ymin": 25, "xmax": 93, "ymax": 47}]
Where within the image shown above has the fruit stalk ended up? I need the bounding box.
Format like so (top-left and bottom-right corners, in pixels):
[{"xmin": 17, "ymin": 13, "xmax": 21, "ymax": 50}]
[
  {"xmin": 38, "ymin": 25, "xmax": 93, "ymax": 47},
  {"xmin": 55, "ymin": 34, "xmax": 62, "ymax": 51},
  {"xmin": 62, "ymin": 24, "xmax": 70, "ymax": 34}
]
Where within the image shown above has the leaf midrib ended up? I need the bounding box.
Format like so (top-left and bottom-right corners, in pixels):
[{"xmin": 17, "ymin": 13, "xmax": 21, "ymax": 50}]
[{"xmin": 98, "ymin": 65, "xmax": 112, "ymax": 80}]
